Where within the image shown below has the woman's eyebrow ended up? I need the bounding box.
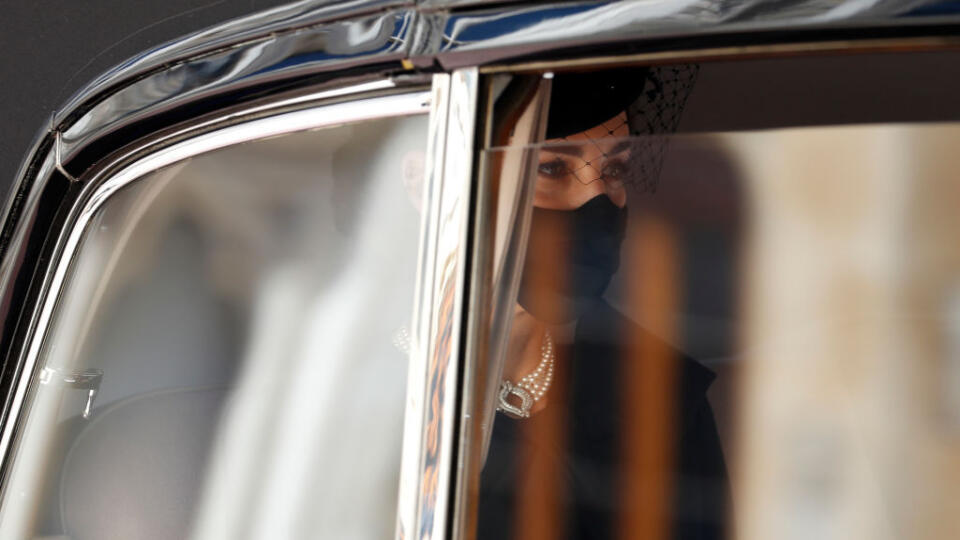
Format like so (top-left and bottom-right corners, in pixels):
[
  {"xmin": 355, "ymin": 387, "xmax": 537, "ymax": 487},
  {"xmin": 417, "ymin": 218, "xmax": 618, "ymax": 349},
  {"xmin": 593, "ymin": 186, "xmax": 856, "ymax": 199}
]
[
  {"xmin": 542, "ymin": 143, "xmax": 583, "ymax": 157},
  {"xmin": 608, "ymin": 141, "xmax": 633, "ymax": 155}
]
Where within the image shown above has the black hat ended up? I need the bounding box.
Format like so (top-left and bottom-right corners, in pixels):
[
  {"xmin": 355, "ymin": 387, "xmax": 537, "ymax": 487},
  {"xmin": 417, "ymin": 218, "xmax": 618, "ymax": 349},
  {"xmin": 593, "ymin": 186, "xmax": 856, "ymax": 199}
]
[
  {"xmin": 545, "ymin": 65, "xmax": 701, "ymax": 193},
  {"xmin": 545, "ymin": 67, "xmax": 649, "ymax": 139}
]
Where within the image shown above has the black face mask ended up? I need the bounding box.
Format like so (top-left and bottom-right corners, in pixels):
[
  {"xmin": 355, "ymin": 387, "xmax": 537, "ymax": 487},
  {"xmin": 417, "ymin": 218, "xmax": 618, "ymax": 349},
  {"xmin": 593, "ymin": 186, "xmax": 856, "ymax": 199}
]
[{"xmin": 517, "ymin": 195, "xmax": 627, "ymax": 323}]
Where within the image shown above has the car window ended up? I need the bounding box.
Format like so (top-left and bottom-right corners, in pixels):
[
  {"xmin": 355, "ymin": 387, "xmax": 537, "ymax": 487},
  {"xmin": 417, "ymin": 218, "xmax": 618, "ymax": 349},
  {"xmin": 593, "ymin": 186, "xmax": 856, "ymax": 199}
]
[
  {"xmin": 473, "ymin": 60, "xmax": 960, "ymax": 540},
  {"xmin": 0, "ymin": 112, "xmax": 429, "ymax": 539}
]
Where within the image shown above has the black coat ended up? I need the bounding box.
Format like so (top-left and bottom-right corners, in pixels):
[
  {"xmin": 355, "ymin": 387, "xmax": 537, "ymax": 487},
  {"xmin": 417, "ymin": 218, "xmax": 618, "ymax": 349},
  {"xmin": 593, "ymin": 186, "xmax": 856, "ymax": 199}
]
[{"xmin": 478, "ymin": 299, "xmax": 728, "ymax": 540}]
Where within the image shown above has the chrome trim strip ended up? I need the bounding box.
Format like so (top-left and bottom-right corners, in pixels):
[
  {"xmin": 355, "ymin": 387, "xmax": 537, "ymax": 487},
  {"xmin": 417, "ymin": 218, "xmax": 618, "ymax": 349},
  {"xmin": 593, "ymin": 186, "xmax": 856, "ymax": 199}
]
[
  {"xmin": 92, "ymin": 78, "xmax": 402, "ymax": 174},
  {"xmin": 0, "ymin": 89, "xmax": 431, "ymax": 498},
  {"xmin": 53, "ymin": 132, "xmax": 77, "ymax": 184},
  {"xmin": 397, "ymin": 74, "xmax": 450, "ymax": 540},
  {"xmin": 431, "ymin": 67, "xmax": 478, "ymax": 540},
  {"xmin": 396, "ymin": 68, "xmax": 478, "ymax": 540}
]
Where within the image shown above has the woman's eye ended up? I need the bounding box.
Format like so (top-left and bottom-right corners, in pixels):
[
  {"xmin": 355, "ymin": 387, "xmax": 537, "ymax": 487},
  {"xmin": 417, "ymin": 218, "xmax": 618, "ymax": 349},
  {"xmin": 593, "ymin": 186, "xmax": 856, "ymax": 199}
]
[
  {"xmin": 538, "ymin": 159, "xmax": 569, "ymax": 178},
  {"xmin": 602, "ymin": 161, "xmax": 627, "ymax": 180}
]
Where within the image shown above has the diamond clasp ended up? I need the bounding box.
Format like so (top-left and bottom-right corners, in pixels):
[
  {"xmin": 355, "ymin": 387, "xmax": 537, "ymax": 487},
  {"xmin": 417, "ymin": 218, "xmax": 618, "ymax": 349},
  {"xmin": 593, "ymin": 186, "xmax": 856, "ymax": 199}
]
[{"xmin": 497, "ymin": 380, "xmax": 533, "ymax": 419}]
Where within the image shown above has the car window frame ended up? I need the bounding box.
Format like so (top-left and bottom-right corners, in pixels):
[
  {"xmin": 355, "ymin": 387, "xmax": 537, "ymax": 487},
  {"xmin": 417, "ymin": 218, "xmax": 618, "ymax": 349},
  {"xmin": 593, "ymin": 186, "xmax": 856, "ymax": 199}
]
[
  {"xmin": 452, "ymin": 38, "xmax": 960, "ymax": 540},
  {"xmin": 0, "ymin": 80, "xmax": 454, "ymax": 534}
]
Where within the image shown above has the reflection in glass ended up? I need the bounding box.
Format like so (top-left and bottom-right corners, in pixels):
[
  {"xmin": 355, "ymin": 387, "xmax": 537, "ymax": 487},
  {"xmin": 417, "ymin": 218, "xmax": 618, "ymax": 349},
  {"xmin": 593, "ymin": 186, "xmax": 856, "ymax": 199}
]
[
  {"xmin": 478, "ymin": 123, "xmax": 960, "ymax": 540},
  {"xmin": 0, "ymin": 115, "xmax": 428, "ymax": 539}
]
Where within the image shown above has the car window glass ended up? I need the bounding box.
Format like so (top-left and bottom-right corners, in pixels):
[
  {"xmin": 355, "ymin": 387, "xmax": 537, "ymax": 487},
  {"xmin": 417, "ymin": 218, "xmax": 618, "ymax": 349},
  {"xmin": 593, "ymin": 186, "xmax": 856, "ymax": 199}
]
[
  {"xmin": 0, "ymin": 113, "xmax": 428, "ymax": 540},
  {"xmin": 474, "ymin": 62, "xmax": 960, "ymax": 540}
]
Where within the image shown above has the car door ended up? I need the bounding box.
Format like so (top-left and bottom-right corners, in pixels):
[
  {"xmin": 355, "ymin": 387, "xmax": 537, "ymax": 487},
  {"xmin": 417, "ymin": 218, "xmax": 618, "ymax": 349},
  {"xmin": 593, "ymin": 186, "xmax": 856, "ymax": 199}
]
[
  {"xmin": 3, "ymin": 2, "xmax": 960, "ymax": 540},
  {"xmin": 0, "ymin": 4, "xmax": 474, "ymax": 539}
]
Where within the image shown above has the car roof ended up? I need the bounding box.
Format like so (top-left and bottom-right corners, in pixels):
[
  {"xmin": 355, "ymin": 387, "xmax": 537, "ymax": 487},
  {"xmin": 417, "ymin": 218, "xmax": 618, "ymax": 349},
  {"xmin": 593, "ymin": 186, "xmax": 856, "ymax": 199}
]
[{"xmin": 5, "ymin": 0, "xmax": 960, "ymax": 212}]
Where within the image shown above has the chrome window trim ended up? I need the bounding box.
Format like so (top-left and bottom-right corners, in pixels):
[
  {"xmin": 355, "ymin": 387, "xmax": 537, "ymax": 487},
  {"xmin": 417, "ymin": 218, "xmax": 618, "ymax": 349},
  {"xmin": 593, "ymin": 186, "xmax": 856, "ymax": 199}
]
[
  {"xmin": 0, "ymin": 86, "xmax": 432, "ymax": 508},
  {"xmin": 397, "ymin": 68, "xmax": 479, "ymax": 540}
]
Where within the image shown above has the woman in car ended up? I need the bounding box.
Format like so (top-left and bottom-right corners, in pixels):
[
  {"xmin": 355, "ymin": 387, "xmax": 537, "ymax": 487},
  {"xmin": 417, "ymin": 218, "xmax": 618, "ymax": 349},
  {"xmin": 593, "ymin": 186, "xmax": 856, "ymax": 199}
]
[{"xmin": 479, "ymin": 67, "xmax": 729, "ymax": 540}]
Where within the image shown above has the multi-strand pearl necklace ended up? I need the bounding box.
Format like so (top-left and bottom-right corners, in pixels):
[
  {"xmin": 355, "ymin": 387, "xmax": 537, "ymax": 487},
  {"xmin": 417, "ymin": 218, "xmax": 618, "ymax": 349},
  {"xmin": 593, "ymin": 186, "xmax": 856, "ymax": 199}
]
[
  {"xmin": 516, "ymin": 330, "xmax": 555, "ymax": 401},
  {"xmin": 497, "ymin": 330, "xmax": 555, "ymax": 418},
  {"xmin": 396, "ymin": 324, "xmax": 555, "ymax": 419}
]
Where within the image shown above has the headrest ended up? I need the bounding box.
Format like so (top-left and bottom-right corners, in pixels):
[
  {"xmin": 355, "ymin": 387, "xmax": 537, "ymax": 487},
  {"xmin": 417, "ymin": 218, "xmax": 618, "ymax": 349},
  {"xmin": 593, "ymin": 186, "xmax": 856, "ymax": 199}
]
[{"xmin": 60, "ymin": 387, "xmax": 227, "ymax": 540}]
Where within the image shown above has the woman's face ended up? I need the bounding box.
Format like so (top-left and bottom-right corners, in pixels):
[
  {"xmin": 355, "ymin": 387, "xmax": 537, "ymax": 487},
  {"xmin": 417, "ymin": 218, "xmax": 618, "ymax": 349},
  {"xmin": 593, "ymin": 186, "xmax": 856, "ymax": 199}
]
[{"xmin": 534, "ymin": 112, "xmax": 631, "ymax": 210}]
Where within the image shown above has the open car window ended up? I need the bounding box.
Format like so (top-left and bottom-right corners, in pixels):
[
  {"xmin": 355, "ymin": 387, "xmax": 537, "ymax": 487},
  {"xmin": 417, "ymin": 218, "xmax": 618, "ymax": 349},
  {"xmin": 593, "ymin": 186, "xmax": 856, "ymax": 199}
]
[
  {"xmin": 0, "ymin": 109, "xmax": 429, "ymax": 540},
  {"xmin": 470, "ymin": 58, "xmax": 960, "ymax": 540}
]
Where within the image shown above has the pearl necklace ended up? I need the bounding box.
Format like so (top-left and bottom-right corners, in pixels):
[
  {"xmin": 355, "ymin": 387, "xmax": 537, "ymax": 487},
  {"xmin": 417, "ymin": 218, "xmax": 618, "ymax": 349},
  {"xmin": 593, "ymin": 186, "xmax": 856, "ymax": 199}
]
[
  {"xmin": 396, "ymin": 324, "xmax": 556, "ymax": 419},
  {"xmin": 497, "ymin": 330, "xmax": 555, "ymax": 418}
]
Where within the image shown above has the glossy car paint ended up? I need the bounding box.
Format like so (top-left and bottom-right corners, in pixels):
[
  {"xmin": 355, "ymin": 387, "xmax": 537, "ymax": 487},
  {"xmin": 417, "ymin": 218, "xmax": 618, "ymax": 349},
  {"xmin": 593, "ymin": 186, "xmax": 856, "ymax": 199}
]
[{"xmin": 3, "ymin": 1, "xmax": 960, "ymax": 539}]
